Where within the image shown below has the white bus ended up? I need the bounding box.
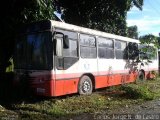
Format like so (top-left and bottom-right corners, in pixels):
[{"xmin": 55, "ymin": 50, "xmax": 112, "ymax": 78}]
[{"xmin": 14, "ymin": 20, "xmax": 159, "ymax": 96}]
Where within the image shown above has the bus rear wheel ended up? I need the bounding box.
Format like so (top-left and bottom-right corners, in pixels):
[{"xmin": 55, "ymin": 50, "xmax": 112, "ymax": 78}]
[{"xmin": 78, "ymin": 75, "xmax": 93, "ymax": 95}]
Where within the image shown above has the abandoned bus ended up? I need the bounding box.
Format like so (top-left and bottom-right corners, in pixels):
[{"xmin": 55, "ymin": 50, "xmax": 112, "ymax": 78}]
[{"xmin": 14, "ymin": 20, "xmax": 159, "ymax": 96}]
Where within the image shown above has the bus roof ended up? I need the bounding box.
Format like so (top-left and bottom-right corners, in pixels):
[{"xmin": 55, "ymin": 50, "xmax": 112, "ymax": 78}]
[{"xmin": 50, "ymin": 20, "xmax": 140, "ymax": 43}]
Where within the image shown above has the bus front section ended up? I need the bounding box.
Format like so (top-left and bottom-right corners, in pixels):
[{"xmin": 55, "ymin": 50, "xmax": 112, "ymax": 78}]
[{"xmin": 14, "ymin": 20, "xmax": 55, "ymax": 96}]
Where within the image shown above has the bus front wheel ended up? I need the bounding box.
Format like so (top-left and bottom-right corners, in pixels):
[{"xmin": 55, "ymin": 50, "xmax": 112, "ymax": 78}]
[{"xmin": 78, "ymin": 75, "xmax": 93, "ymax": 95}]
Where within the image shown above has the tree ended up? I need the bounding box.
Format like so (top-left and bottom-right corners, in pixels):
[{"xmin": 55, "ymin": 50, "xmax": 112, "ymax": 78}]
[
  {"xmin": 158, "ymin": 36, "xmax": 160, "ymax": 45},
  {"xmin": 139, "ymin": 34, "xmax": 159, "ymax": 49},
  {"xmin": 58, "ymin": 0, "xmax": 143, "ymax": 36},
  {"xmin": 0, "ymin": 0, "xmax": 55, "ymax": 72},
  {"xmin": 127, "ymin": 25, "xmax": 139, "ymax": 39},
  {"xmin": 138, "ymin": 34, "xmax": 159, "ymax": 61},
  {"xmin": 0, "ymin": 0, "xmax": 144, "ymax": 72},
  {"xmin": 124, "ymin": 34, "xmax": 159, "ymax": 80},
  {"xmin": 138, "ymin": 34, "xmax": 159, "ymax": 76}
]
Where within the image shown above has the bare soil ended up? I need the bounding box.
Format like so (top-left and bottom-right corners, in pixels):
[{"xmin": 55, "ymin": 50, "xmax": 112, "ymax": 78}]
[{"xmin": 71, "ymin": 99, "xmax": 160, "ymax": 120}]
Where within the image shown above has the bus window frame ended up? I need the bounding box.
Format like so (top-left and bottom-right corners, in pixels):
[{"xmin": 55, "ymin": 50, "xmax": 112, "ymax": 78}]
[
  {"xmin": 115, "ymin": 40, "xmax": 127, "ymax": 60},
  {"xmin": 79, "ymin": 33, "xmax": 97, "ymax": 59},
  {"xmin": 97, "ymin": 37, "xmax": 114, "ymax": 59},
  {"xmin": 54, "ymin": 29, "xmax": 79, "ymax": 70}
]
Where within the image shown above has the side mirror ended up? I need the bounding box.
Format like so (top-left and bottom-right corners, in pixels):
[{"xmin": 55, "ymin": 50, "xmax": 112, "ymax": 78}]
[
  {"xmin": 53, "ymin": 39, "xmax": 57, "ymax": 55},
  {"xmin": 63, "ymin": 35, "xmax": 69, "ymax": 49}
]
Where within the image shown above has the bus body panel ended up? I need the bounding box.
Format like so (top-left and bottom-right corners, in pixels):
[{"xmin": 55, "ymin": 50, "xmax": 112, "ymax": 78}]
[
  {"xmin": 14, "ymin": 20, "xmax": 159, "ymax": 97},
  {"xmin": 28, "ymin": 70, "xmax": 55, "ymax": 96},
  {"xmin": 54, "ymin": 59, "xmax": 97, "ymax": 96},
  {"xmin": 54, "ymin": 78, "xmax": 79, "ymax": 96}
]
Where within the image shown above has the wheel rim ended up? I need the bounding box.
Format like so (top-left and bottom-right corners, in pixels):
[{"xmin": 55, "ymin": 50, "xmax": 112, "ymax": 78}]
[{"xmin": 82, "ymin": 80, "xmax": 91, "ymax": 93}]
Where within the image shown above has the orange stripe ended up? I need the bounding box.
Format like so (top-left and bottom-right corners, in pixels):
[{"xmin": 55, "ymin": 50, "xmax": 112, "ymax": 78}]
[{"xmin": 29, "ymin": 68, "xmax": 157, "ymax": 96}]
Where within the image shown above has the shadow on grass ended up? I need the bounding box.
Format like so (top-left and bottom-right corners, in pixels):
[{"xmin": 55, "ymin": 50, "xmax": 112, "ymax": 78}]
[
  {"xmin": 0, "ymin": 72, "xmax": 48, "ymax": 108},
  {"xmin": 0, "ymin": 72, "xmax": 79, "ymax": 117}
]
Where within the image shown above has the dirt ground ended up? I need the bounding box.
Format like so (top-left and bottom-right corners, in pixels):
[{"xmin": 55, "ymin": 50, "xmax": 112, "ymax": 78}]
[
  {"xmin": 1, "ymin": 99, "xmax": 160, "ymax": 120},
  {"xmin": 71, "ymin": 99, "xmax": 160, "ymax": 120},
  {"xmin": 1, "ymin": 79, "xmax": 160, "ymax": 120}
]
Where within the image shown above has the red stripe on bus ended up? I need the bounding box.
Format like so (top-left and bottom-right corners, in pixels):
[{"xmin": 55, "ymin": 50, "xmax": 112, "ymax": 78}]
[
  {"xmin": 29, "ymin": 68, "xmax": 157, "ymax": 96},
  {"xmin": 32, "ymin": 78, "xmax": 79, "ymax": 96},
  {"xmin": 31, "ymin": 72, "xmax": 138, "ymax": 96}
]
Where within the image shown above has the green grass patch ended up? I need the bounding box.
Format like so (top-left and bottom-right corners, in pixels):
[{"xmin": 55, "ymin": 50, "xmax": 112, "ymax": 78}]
[
  {"xmin": 14, "ymin": 94, "xmax": 108, "ymax": 118},
  {"xmin": 120, "ymin": 84, "xmax": 155, "ymax": 100}
]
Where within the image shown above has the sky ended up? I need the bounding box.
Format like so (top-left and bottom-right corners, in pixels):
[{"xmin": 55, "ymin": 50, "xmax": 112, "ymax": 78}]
[{"xmin": 127, "ymin": 0, "xmax": 160, "ymax": 37}]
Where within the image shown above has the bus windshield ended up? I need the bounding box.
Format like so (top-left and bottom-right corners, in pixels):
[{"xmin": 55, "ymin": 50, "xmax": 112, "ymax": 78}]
[{"xmin": 14, "ymin": 31, "xmax": 53, "ymax": 70}]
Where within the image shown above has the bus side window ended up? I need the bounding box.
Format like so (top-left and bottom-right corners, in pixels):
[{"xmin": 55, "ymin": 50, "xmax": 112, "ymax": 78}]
[
  {"xmin": 128, "ymin": 42, "xmax": 139, "ymax": 60},
  {"xmin": 98, "ymin": 37, "xmax": 114, "ymax": 59},
  {"xmin": 80, "ymin": 34, "xmax": 96, "ymax": 58},
  {"xmin": 63, "ymin": 39, "xmax": 77, "ymax": 57},
  {"xmin": 115, "ymin": 40, "xmax": 127, "ymax": 59},
  {"xmin": 55, "ymin": 29, "xmax": 78, "ymax": 58},
  {"xmin": 55, "ymin": 29, "xmax": 79, "ymax": 70}
]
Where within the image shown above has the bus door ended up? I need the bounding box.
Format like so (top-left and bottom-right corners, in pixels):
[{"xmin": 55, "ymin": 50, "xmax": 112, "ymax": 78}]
[{"xmin": 54, "ymin": 30, "xmax": 79, "ymax": 96}]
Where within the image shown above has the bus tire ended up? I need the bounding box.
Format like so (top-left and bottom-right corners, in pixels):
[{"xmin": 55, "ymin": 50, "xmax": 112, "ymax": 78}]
[
  {"xmin": 138, "ymin": 71, "xmax": 145, "ymax": 81},
  {"xmin": 78, "ymin": 75, "xmax": 93, "ymax": 95}
]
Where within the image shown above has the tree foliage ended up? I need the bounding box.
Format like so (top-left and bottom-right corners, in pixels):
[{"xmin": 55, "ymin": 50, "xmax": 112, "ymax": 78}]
[
  {"xmin": 139, "ymin": 34, "xmax": 159, "ymax": 63},
  {"xmin": 124, "ymin": 34, "xmax": 159, "ymax": 77},
  {"xmin": 139, "ymin": 34, "xmax": 159, "ymax": 48},
  {"xmin": 127, "ymin": 25, "xmax": 139, "ymax": 39},
  {"xmin": 58, "ymin": 0, "xmax": 143, "ymax": 36},
  {"xmin": 0, "ymin": 0, "xmax": 144, "ymax": 71},
  {"xmin": 0, "ymin": 0, "xmax": 55, "ymax": 71}
]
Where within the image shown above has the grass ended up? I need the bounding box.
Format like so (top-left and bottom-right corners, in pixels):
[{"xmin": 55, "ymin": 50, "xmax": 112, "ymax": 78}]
[
  {"xmin": 120, "ymin": 83, "xmax": 155, "ymax": 100},
  {"xmin": 13, "ymin": 94, "xmax": 107, "ymax": 118},
  {"xmin": 1, "ymin": 78, "xmax": 160, "ymax": 119}
]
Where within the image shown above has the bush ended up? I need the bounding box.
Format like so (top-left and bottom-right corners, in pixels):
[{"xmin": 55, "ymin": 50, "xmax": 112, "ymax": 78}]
[{"xmin": 120, "ymin": 84, "xmax": 155, "ymax": 100}]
